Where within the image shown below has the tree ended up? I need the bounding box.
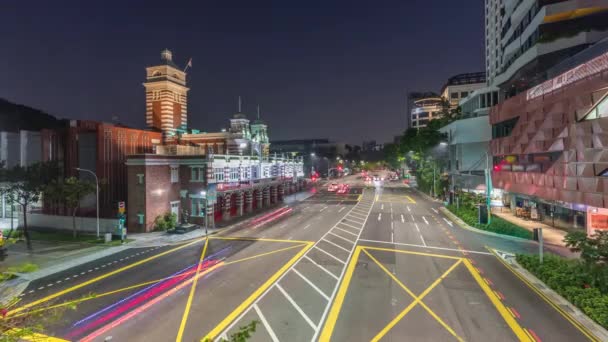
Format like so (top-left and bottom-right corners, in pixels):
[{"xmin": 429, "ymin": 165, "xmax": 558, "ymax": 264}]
[
  {"xmin": 0, "ymin": 162, "xmax": 59, "ymax": 250},
  {"xmin": 564, "ymin": 230, "xmax": 608, "ymax": 264},
  {"xmin": 44, "ymin": 177, "xmax": 95, "ymax": 238}
]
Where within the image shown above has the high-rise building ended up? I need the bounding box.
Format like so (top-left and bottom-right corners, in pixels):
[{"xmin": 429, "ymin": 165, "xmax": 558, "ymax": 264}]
[
  {"xmin": 486, "ymin": 0, "xmax": 608, "ymax": 97},
  {"xmin": 143, "ymin": 49, "xmax": 189, "ymax": 137}
]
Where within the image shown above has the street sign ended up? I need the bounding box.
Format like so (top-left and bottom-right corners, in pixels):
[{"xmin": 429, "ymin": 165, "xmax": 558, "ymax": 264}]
[
  {"xmin": 207, "ymin": 184, "xmax": 217, "ymax": 204},
  {"xmin": 118, "ymin": 201, "xmax": 126, "ymax": 214}
]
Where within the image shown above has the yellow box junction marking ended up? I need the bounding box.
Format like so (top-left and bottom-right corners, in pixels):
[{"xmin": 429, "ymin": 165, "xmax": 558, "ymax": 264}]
[
  {"xmin": 202, "ymin": 241, "xmax": 314, "ymax": 341},
  {"xmin": 320, "ymin": 245, "xmax": 532, "ymax": 342},
  {"xmin": 363, "ymin": 249, "xmax": 464, "ymax": 342}
]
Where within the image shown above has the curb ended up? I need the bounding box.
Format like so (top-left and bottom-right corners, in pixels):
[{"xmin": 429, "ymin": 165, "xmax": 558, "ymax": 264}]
[
  {"xmin": 413, "ymin": 188, "xmax": 442, "ymax": 203},
  {"xmin": 490, "ymin": 249, "xmax": 608, "ymax": 341},
  {"xmin": 439, "ymin": 207, "xmax": 534, "ymax": 243}
]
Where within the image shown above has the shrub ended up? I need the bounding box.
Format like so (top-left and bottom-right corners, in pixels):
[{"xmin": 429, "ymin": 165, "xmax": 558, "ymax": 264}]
[
  {"xmin": 446, "ymin": 205, "xmax": 533, "ymax": 239},
  {"xmin": 516, "ymin": 253, "xmax": 608, "ymax": 328},
  {"xmin": 154, "ymin": 212, "xmax": 178, "ymax": 231}
]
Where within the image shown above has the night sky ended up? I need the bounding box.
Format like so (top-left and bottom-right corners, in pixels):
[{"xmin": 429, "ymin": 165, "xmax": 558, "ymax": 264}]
[{"xmin": 1, "ymin": 1, "xmax": 483, "ymax": 144}]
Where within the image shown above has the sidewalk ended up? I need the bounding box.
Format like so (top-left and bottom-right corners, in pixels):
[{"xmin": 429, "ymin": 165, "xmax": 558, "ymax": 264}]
[{"xmin": 491, "ymin": 207, "xmax": 569, "ymax": 249}]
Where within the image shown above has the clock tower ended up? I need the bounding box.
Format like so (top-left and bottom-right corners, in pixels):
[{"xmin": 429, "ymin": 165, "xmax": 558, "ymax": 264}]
[{"xmin": 143, "ymin": 49, "xmax": 189, "ymax": 137}]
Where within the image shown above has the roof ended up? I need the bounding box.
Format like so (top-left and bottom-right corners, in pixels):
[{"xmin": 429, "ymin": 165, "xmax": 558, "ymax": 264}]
[
  {"xmin": 232, "ymin": 112, "xmax": 247, "ymax": 120},
  {"xmin": 440, "ymin": 72, "xmax": 486, "ymax": 93}
]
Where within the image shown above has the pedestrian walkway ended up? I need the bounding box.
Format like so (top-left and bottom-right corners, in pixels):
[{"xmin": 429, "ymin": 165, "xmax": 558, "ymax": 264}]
[{"xmin": 491, "ymin": 208, "xmax": 570, "ymax": 249}]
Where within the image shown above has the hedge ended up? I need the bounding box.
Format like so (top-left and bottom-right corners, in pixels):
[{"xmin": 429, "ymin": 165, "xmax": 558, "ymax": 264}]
[
  {"xmin": 517, "ymin": 254, "xmax": 608, "ymax": 329},
  {"xmin": 446, "ymin": 205, "xmax": 533, "ymax": 239}
]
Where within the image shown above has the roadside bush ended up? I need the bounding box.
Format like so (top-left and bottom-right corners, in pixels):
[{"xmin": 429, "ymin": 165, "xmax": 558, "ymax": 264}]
[
  {"xmin": 154, "ymin": 212, "xmax": 178, "ymax": 231},
  {"xmin": 446, "ymin": 205, "xmax": 533, "ymax": 239},
  {"xmin": 516, "ymin": 253, "xmax": 608, "ymax": 328}
]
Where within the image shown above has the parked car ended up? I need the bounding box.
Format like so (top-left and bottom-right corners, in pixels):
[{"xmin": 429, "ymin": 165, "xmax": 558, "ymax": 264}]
[{"xmin": 328, "ymin": 183, "xmax": 339, "ymax": 192}]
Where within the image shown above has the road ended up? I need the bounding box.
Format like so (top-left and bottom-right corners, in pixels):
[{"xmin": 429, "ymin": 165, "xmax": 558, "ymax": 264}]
[{"xmin": 9, "ymin": 174, "xmax": 595, "ymax": 341}]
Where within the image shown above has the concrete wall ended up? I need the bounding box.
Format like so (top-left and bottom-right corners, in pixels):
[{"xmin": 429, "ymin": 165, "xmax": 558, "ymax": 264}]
[{"xmin": 19, "ymin": 213, "xmax": 118, "ymax": 234}]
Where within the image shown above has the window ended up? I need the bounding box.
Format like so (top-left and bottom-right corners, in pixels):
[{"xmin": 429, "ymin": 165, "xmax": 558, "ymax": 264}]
[
  {"xmin": 171, "ymin": 166, "xmax": 179, "ymax": 183},
  {"xmin": 191, "ymin": 198, "xmax": 205, "ymax": 217},
  {"xmin": 137, "ymin": 174, "xmax": 144, "ymax": 184},
  {"xmin": 214, "ymin": 168, "xmax": 224, "ymax": 182},
  {"xmin": 418, "ymin": 112, "xmax": 429, "ymax": 118},
  {"xmin": 492, "ymin": 117, "xmax": 519, "ymax": 138},
  {"xmin": 230, "ymin": 167, "xmax": 239, "ymax": 180},
  {"xmin": 137, "ymin": 213, "xmax": 144, "ymax": 225},
  {"xmin": 190, "ymin": 167, "xmax": 204, "ymax": 182},
  {"xmin": 450, "ymin": 92, "xmax": 459, "ymax": 99},
  {"xmin": 583, "ymin": 96, "xmax": 608, "ymax": 121},
  {"xmin": 460, "ymin": 91, "xmax": 468, "ymax": 98},
  {"xmin": 252, "ymin": 166, "xmax": 258, "ymax": 179}
]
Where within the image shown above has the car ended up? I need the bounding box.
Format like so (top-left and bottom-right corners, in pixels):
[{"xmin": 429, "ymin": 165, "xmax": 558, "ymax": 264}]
[
  {"xmin": 328, "ymin": 183, "xmax": 339, "ymax": 192},
  {"xmin": 337, "ymin": 184, "xmax": 350, "ymax": 194}
]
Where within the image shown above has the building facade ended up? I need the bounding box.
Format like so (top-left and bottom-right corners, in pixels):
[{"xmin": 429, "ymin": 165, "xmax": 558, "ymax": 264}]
[
  {"xmin": 490, "ymin": 49, "xmax": 608, "ymax": 232},
  {"xmin": 410, "ymin": 97, "xmax": 443, "ymax": 129},
  {"xmin": 486, "ymin": 0, "xmax": 608, "ymax": 97},
  {"xmin": 440, "ymin": 72, "xmax": 486, "ymax": 109}
]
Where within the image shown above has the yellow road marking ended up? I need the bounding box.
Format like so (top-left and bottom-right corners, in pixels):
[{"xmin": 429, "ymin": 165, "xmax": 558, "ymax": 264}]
[
  {"xmin": 363, "ymin": 249, "xmax": 464, "ymax": 342},
  {"xmin": 524, "ymin": 328, "xmax": 536, "ymax": 341},
  {"xmin": 363, "ymin": 245, "xmax": 461, "ymax": 260},
  {"xmin": 463, "ymin": 258, "xmax": 532, "ymax": 341},
  {"xmin": 15, "ymin": 244, "xmax": 307, "ymax": 319},
  {"xmin": 176, "ymin": 238, "xmax": 210, "ymax": 341},
  {"xmin": 5, "ymin": 329, "xmax": 69, "ymax": 342},
  {"xmin": 487, "ymin": 248, "xmax": 599, "ymax": 341},
  {"xmin": 9, "ymin": 238, "xmax": 205, "ymax": 315},
  {"xmin": 211, "ymin": 236, "xmax": 312, "ymax": 245},
  {"xmin": 223, "ymin": 243, "xmax": 307, "ymax": 266},
  {"xmin": 357, "ymin": 194, "xmax": 362, "ymax": 201},
  {"xmin": 202, "ymin": 241, "xmax": 313, "ymax": 341},
  {"xmin": 319, "ymin": 245, "xmax": 362, "ymax": 341},
  {"xmin": 406, "ymin": 196, "xmax": 416, "ymax": 203}
]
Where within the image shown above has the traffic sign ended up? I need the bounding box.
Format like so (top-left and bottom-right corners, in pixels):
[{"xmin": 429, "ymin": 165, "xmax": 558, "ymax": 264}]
[
  {"xmin": 207, "ymin": 184, "xmax": 217, "ymax": 204},
  {"xmin": 118, "ymin": 201, "xmax": 125, "ymax": 214}
]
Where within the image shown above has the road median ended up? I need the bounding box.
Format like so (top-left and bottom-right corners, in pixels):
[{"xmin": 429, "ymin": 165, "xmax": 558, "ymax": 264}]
[{"xmin": 439, "ymin": 207, "xmax": 533, "ymax": 243}]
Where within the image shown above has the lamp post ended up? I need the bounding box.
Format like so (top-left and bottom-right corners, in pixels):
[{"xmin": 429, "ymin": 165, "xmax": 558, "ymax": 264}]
[
  {"xmin": 75, "ymin": 168, "xmax": 100, "ymax": 238},
  {"xmin": 200, "ymin": 190, "xmax": 208, "ymax": 235}
]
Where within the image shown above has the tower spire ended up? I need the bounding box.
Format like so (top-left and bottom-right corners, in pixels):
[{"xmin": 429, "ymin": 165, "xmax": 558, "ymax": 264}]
[
  {"xmin": 238, "ymin": 96, "xmax": 242, "ymax": 113},
  {"xmin": 257, "ymin": 105, "xmax": 261, "ymax": 120}
]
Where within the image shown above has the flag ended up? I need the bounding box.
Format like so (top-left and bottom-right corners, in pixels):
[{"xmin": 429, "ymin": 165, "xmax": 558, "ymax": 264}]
[{"xmin": 186, "ymin": 58, "xmax": 192, "ymax": 68}]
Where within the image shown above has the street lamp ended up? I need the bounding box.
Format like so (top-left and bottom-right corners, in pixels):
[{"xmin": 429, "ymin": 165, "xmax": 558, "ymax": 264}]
[
  {"xmin": 75, "ymin": 168, "xmax": 100, "ymax": 238},
  {"xmin": 200, "ymin": 190, "xmax": 208, "ymax": 235}
]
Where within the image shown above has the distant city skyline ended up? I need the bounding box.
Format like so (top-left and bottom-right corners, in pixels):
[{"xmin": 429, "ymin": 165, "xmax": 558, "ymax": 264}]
[{"xmin": 0, "ymin": 0, "xmax": 483, "ymax": 144}]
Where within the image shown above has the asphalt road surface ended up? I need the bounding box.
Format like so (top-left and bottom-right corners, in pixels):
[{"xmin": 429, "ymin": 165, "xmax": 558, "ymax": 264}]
[{"xmin": 9, "ymin": 174, "xmax": 595, "ymax": 341}]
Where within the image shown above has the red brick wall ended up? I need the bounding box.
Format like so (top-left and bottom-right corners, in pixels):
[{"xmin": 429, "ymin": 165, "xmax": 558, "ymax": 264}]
[
  {"xmin": 127, "ymin": 165, "xmax": 147, "ymax": 232},
  {"xmin": 152, "ymin": 101, "xmax": 162, "ymax": 130}
]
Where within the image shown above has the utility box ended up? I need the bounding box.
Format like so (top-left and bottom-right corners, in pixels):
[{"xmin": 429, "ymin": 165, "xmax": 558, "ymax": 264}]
[
  {"xmin": 105, "ymin": 233, "xmax": 112, "ymax": 243},
  {"xmin": 478, "ymin": 204, "xmax": 488, "ymax": 224}
]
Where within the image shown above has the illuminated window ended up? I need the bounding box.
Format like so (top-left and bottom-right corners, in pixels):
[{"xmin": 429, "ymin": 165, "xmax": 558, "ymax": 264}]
[{"xmin": 171, "ymin": 166, "xmax": 179, "ymax": 183}]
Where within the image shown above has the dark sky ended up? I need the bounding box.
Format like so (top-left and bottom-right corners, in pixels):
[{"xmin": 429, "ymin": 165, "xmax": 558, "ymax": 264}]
[{"xmin": 1, "ymin": 0, "xmax": 483, "ymax": 144}]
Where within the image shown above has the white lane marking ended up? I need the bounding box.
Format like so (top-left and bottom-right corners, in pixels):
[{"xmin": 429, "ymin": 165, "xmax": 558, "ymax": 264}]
[
  {"xmin": 423, "ymin": 216, "xmax": 429, "ymax": 225},
  {"xmin": 38, "ymin": 287, "xmax": 44, "ymax": 290},
  {"xmin": 64, "ymin": 277, "xmax": 71, "ymax": 281},
  {"xmin": 288, "ymin": 236, "xmax": 293, "ymax": 240},
  {"xmin": 345, "ymin": 215, "xmax": 365, "ymax": 223},
  {"xmin": 303, "ymin": 255, "xmax": 339, "ymax": 280},
  {"xmin": 407, "ymin": 206, "xmax": 411, "ymax": 212},
  {"xmin": 381, "ymin": 204, "xmax": 384, "ymax": 210},
  {"xmin": 292, "ymin": 268, "xmax": 330, "ymax": 301},
  {"xmin": 329, "ymin": 232, "xmax": 355, "ymax": 244},
  {"xmin": 339, "ymin": 222, "xmax": 361, "ymax": 231},
  {"xmin": 304, "ymin": 224, "xmax": 311, "ymax": 229},
  {"xmin": 56, "ymin": 280, "xmax": 61, "ymax": 284},
  {"xmin": 432, "ymin": 208, "xmax": 439, "ymax": 214},
  {"xmin": 253, "ymin": 304, "xmax": 279, "ymax": 342},
  {"xmin": 391, "ymin": 231, "xmax": 394, "ymax": 243},
  {"xmin": 410, "ymin": 214, "xmax": 415, "ymax": 222},
  {"xmin": 335, "ymin": 227, "xmax": 358, "ymax": 237},
  {"xmin": 400, "ymin": 214, "xmax": 405, "ymax": 223},
  {"xmin": 322, "ymin": 238, "xmax": 350, "ymax": 253},
  {"xmin": 415, "ymin": 224, "xmax": 427, "ymax": 246},
  {"xmin": 28, "ymin": 290, "xmax": 34, "ymax": 294},
  {"xmin": 443, "ymin": 218, "xmax": 454, "ymax": 227},
  {"xmin": 349, "ymin": 212, "xmax": 366, "ymax": 219},
  {"xmin": 377, "ymin": 213, "xmax": 382, "ymax": 221},
  {"xmin": 320, "ymin": 206, "xmax": 328, "ymax": 212},
  {"xmin": 276, "ymin": 284, "xmax": 317, "ymax": 329},
  {"xmin": 315, "ymin": 246, "xmax": 346, "ymax": 264},
  {"xmin": 358, "ymin": 239, "xmax": 493, "ymax": 255},
  {"xmin": 415, "ymin": 223, "xmax": 421, "ymax": 233},
  {"xmin": 338, "ymin": 207, "xmax": 345, "ymax": 213}
]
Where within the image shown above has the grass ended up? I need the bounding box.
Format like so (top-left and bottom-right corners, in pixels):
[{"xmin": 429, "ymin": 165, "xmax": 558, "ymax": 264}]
[
  {"xmin": 2, "ymin": 229, "xmax": 132, "ymax": 245},
  {"xmin": 446, "ymin": 205, "xmax": 533, "ymax": 239},
  {"xmin": 1, "ymin": 262, "xmax": 39, "ymax": 282}
]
